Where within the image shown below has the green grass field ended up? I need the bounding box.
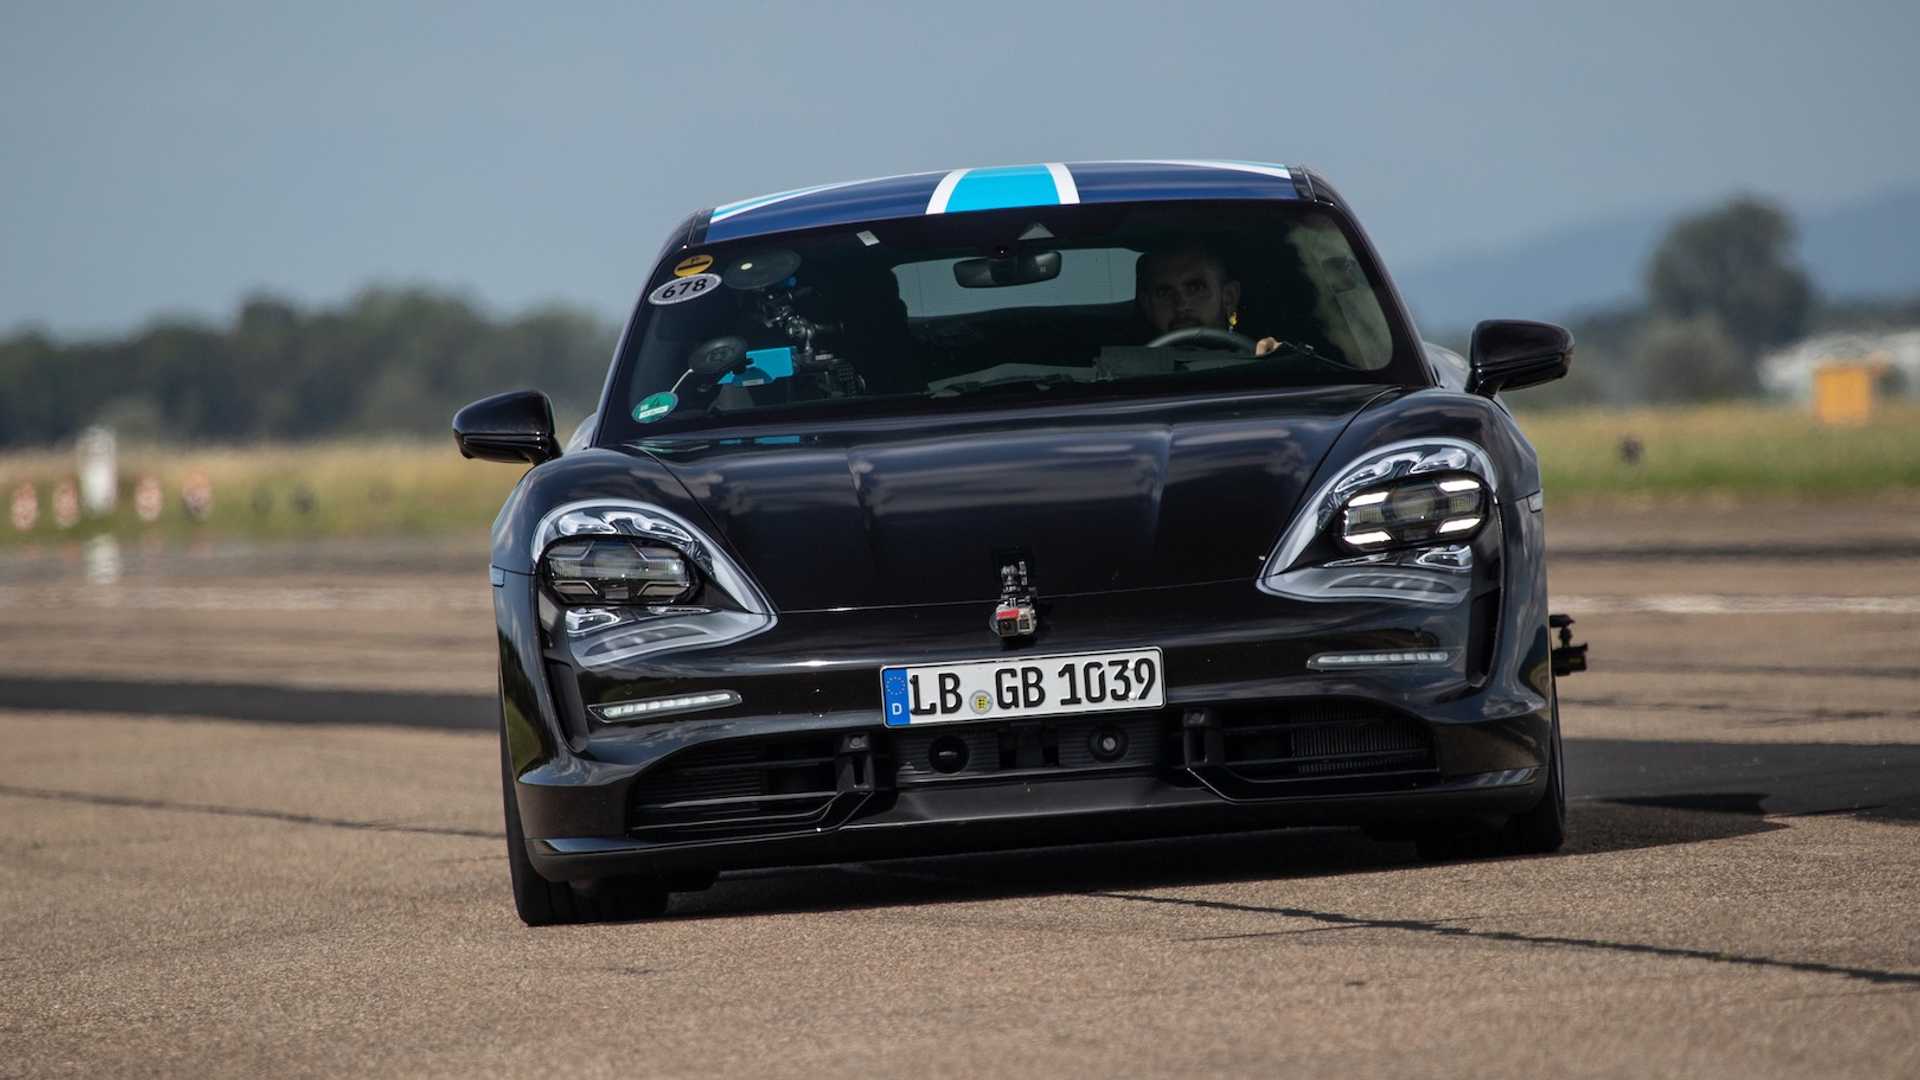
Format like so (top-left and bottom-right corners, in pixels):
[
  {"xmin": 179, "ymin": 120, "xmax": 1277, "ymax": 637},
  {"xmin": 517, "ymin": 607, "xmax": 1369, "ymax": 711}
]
[
  {"xmin": 0, "ymin": 440, "xmax": 521, "ymax": 545},
  {"xmin": 2, "ymin": 404, "xmax": 1916, "ymax": 545},
  {"xmin": 1514, "ymin": 403, "xmax": 1920, "ymax": 501}
]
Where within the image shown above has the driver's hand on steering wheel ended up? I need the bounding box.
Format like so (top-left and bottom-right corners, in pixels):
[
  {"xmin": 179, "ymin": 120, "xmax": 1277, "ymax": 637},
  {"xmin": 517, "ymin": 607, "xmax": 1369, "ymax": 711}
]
[{"xmin": 1254, "ymin": 337, "xmax": 1282, "ymax": 357}]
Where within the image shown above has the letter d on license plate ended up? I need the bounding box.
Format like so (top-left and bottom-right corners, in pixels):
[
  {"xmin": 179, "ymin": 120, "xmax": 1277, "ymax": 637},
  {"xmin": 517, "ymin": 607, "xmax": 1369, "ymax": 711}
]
[{"xmin": 880, "ymin": 648, "xmax": 1163, "ymax": 727}]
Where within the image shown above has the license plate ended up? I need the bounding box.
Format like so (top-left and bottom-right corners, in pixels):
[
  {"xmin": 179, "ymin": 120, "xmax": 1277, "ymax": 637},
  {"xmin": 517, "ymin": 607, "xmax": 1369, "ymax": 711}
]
[{"xmin": 880, "ymin": 648, "xmax": 1164, "ymax": 727}]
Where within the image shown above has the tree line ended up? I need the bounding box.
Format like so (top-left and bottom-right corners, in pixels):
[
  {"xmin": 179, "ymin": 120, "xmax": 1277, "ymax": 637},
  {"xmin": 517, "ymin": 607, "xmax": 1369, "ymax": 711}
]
[
  {"xmin": 5, "ymin": 196, "xmax": 1915, "ymax": 449},
  {"xmin": 1506, "ymin": 197, "xmax": 1916, "ymax": 408},
  {"xmin": 0, "ymin": 288, "xmax": 615, "ymax": 448}
]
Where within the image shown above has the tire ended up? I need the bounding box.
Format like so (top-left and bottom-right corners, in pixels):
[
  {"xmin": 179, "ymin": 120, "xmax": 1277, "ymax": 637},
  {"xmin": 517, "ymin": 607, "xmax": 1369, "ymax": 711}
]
[
  {"xmin": 1415, "ymin": 680, "xmax": 1566, "ymax": 860},
  {"xmin": 1499, "ymin": 684, "xmax": 1567, "ymax": 855},
  {"xmin": 500, "ymin": 722, "xmax": 669, "ymax": 926}
]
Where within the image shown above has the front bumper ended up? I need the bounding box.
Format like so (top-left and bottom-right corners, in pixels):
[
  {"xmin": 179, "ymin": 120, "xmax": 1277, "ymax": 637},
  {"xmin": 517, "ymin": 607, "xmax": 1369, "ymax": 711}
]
[
  {"xmin": 496, "ymin": 498, "xmax": 1557, "ymax": 882},
  {"xmin": 520, "ymin": 742, "xmax": 1545, "ymax": 882},
  {"xmin": 509, "ymin": 662, "xmax": 1551, "ymax": 882}
]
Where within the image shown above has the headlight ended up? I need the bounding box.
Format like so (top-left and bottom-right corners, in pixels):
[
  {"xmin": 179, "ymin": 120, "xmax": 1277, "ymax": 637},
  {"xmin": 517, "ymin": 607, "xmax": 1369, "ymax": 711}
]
[
  {"xmin": 530, "ymin": 500, "xmax": 771, "ymax": 614},
  {"xmin": 1259, "ymin": 438, "xmax": 1496, "ymax": 605},
  {"xmin": 1338, "ymin": 475, "xmax": 1486, "ymax": 550},
  {"xmin": 530, "ymin": 500, "xmax": 774, "ymax": 672},
  {"xmin": 542, "ymin": 537, "xmax": 695, "ymax": 602}
]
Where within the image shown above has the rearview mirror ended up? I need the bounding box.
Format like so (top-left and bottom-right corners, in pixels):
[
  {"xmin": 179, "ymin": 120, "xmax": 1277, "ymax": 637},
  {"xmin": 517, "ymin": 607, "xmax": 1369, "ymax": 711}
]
[
  {"xmin": 452, "ymin": 390, "xmax": 560, "ymax": 465},
  {"xmin": 953, "ymin": 250, "xmax": 1062, "ymax": 288},
  {"xmin": 1468, "ymin": 320, "xmax": 1574, "ymax": 397}
]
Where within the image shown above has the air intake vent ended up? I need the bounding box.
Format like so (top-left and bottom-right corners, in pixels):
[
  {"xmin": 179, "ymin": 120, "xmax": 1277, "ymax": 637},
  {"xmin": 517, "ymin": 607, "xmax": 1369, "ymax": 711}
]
[
  {"xmin": 1184, "ymin": 700, "xmax": 1435, "ymax": 793},
  {"xmin": 629, "ymin": 733, "xmax": 871, "ymax": 841}
]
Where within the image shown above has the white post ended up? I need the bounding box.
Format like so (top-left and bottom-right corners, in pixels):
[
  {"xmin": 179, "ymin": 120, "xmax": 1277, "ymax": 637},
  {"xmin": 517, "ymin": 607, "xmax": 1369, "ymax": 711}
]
[{"xmin": 77, "ymin": 425, "xmax": 118, "ymax": 516}]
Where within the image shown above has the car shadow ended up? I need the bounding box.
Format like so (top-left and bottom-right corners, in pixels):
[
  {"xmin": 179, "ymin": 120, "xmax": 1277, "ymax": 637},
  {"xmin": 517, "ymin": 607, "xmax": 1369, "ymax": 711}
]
[
  {"xmin": 664, "ymin": 797, "xmax": 1781, "ymax": 922},
  {"xmin": 668, "ymin": 726, "xmax": 1920, "ymax": 923}
]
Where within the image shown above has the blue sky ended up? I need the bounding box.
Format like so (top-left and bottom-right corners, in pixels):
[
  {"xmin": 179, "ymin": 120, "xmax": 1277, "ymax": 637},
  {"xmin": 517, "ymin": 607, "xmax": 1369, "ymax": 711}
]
[{"xmin": 3, "ymin": 0, "xmax": 1916, "ymax": 336}]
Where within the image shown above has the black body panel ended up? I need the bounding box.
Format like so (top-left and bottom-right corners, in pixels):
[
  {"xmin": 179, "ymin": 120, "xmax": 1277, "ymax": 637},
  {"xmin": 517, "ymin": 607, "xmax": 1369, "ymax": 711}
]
[
  {"xmin": 637, "ymin": 385, "xmax": 1385, "ymax": 610},
  {"xmin": 474, "ymin": 171, "xmax": 1567, "ymax": 894},
  {"xmin": 485, "ymin": 379, "xmax": 1557, "ymax": 881}
]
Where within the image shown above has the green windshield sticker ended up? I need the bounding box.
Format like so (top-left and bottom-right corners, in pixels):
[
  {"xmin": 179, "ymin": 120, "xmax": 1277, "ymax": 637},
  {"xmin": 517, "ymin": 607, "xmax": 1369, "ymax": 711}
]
[{"xmin": 633, "ymin": 391, "xmax": 678, "ymax": 424}]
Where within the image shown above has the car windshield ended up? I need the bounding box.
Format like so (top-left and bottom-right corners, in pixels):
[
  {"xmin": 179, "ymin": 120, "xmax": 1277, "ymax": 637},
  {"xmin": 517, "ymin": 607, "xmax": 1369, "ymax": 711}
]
[{"xmin": 606, "ymin": 201, "xmax": 1415, "ymax": 437}]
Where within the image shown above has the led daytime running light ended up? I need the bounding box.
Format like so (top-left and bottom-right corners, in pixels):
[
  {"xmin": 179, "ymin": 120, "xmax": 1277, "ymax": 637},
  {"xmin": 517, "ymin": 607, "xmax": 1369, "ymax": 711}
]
[
  {"xmin": 591, "ymin": 690, "xmax": 742, "ymax": 722},
  {"xmin": 1307, "ymin": 649, "xmax": 1451, "ymax": 670}
]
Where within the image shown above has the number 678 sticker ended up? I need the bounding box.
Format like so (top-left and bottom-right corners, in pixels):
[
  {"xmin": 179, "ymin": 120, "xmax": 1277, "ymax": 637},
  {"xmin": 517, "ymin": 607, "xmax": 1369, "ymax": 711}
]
[{"xmin": 648, "ymin": 272, "xmax": 721, "ymax": 306}]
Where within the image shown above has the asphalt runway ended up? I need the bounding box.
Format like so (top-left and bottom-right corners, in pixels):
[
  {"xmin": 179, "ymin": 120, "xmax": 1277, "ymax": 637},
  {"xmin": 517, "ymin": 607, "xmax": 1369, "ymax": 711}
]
[{"xmin": 3, "ymin": 506, "xmax": 1917, "ymax": 1078}]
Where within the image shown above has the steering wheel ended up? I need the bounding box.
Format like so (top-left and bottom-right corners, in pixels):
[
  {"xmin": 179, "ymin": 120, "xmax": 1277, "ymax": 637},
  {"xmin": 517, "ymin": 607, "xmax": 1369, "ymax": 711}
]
[{"xmin": 1147, "ymin": 327, "xmax": 1258, "ymax": 352}]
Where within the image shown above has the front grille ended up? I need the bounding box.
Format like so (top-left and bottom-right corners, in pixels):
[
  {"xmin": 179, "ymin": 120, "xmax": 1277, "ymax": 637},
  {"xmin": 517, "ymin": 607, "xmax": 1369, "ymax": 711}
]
[
  {"xmin": 629, "ymin": 733, "xmax": 869, "ymax": 840},
  {"xmin": 1205, "ymin": 700, "xmax": 1435, "ymax": 783},
  {"xmin": 892, "ymin": 712, "xmax": 1166, "ymax": 784}
]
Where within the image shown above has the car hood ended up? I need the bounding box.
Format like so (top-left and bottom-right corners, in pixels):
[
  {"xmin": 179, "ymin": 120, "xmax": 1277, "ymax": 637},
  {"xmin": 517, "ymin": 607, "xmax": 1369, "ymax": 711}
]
[{"xmin": 633, "ymin": 386, "xmax": 1386, "ymax": 612}]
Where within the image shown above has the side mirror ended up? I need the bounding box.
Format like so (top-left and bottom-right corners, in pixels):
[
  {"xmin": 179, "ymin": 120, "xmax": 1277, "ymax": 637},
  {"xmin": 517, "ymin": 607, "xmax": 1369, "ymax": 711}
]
[
  {"xmin": 452, "ymin": 390, "xmax": 560, "ymax": 465},
  {"xmin": 1468, "ymin": 320, "xmax": 1574, "ymax": 397}
]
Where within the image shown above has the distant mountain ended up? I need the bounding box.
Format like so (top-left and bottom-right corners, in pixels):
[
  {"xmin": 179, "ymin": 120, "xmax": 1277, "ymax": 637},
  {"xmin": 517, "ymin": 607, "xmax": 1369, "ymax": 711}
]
[
  {"xmin": 1396, "ymin": 184, "xmax": 1920, "ymax": 334},
  {"xmin": 1799, "ymin": 185, "xmax": 1920, "ymax": 300}
]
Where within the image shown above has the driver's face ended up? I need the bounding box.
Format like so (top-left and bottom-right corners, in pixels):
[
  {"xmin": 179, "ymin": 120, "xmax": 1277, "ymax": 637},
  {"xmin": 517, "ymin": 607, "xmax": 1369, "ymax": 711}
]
[{"xmin": 1140, "ymin": 252, "xmax": 1241, "ymax": 334}]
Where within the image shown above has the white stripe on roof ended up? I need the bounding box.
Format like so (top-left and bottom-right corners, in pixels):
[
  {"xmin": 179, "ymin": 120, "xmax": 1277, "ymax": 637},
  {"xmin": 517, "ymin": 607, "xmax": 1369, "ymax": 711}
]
[
  {"xmin": 1045, "ymin": 162, "xmax": 1080, "ymax": 205},
  {"xmin": 924, "ymin": 168, "xmax": 969, "ymax": 215}
]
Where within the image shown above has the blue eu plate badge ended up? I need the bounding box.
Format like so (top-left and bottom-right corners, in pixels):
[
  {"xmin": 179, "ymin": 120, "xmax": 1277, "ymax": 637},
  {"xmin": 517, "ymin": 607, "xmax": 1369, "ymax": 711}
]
[{"xmin": 881, "ymin": 667, "xmax": 912, "ymax": 727}]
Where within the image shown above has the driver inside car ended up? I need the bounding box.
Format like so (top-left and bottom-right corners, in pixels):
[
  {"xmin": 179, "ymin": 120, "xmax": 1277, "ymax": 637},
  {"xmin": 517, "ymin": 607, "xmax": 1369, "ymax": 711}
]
[{"xmin": 1136, "ymin": 244, "xmax": 1283, "ymax": 356}]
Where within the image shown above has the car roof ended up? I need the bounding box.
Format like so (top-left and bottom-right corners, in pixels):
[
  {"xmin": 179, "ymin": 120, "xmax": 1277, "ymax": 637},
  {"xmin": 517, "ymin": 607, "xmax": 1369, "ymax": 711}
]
[{"xmin": 698, "ymin": 160, "xmax": 1313, "ymax": 244}]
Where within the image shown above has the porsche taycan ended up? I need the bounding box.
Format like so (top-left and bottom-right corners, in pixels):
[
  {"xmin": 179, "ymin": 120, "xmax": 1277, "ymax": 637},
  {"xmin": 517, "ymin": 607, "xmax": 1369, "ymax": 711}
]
[{"xmin": 454, "ymin": 160, "xmax": 1587, "ymax": 924}]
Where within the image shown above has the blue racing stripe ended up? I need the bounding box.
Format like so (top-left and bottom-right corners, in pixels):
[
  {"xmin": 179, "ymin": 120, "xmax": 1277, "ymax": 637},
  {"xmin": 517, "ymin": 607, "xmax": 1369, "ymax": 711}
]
[
  {"xmin": 697, "ymin": 160, "xmax": 1300, "ymax": 243},
  {"xmin": 942, "ymin": 164, "xmax": 1061, "ymax": 214}
]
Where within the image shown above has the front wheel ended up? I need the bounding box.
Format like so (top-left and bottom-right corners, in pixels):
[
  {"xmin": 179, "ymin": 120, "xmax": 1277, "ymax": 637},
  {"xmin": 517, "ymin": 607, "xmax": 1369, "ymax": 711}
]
[
  {"xmin": 1499, "ymin": 686, "xmax": 1567, "ymax": 854},
  {"xmin": 500, "ymin": 721, "xmax": 668, "ymax": 925},
  {"xmin": 1415, "ymin": 680, "xmax": 1566, "ymax": 859}
]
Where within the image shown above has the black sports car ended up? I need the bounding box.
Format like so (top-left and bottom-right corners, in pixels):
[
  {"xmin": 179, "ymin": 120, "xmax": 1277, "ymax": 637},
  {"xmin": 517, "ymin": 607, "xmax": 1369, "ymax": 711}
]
[{"xmin": 454, "ymin": 160, "xmax": 1586, "ymax": 924}]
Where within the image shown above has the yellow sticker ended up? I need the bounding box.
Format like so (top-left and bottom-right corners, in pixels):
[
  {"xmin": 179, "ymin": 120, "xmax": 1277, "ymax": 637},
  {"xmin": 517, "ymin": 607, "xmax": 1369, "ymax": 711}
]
[{"xmin": 673, "ymin": 254, "xmax": 714, "ymax": 277}]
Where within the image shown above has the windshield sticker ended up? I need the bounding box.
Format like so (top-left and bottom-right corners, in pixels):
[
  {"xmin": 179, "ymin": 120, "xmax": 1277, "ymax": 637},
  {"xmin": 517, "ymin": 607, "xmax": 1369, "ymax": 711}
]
[
  {"xmin": 648, "ymin": 273, "xmax": 720, "ymax": 306},
  {"xmin": 720, "ymin": 346, "xmax": 795, "ymax": 386},
  {"xmin": 632, "ymin": 391, "xmax": 679, "ymax": 423},
  {"xmin": 673, "ymin": 254, "xmax": 714, "ymax": 277}
]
